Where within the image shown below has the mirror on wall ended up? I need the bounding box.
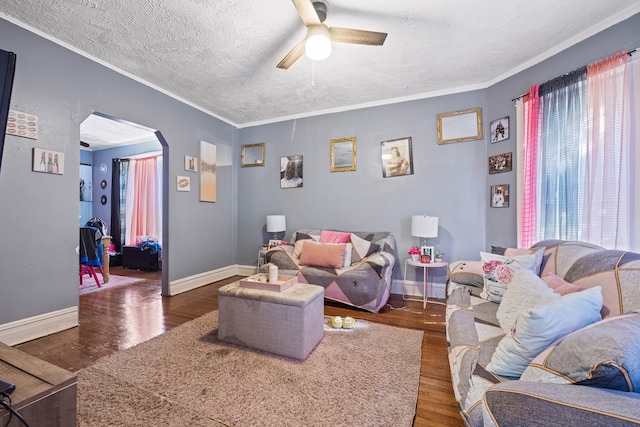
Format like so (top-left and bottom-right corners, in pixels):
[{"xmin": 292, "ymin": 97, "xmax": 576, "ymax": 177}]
[{"xmin": 241, "ymin": 143, "xmax": 265, "ymax": 167}]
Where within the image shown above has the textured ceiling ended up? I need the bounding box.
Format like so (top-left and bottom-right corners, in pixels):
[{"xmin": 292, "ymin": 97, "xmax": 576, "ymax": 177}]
[{"xmin": 2, "ymin": 1, "xmax": 640, "ymax": 128}]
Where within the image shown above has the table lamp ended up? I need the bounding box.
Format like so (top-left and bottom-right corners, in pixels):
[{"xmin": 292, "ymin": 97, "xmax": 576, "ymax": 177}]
[
  {"xmin": 411, "ymin": 215, "xmax": 438, "ymax": 248},
  {"xmin": 266, "ymin": 215, "xmax": 286, "ymax": 240}
]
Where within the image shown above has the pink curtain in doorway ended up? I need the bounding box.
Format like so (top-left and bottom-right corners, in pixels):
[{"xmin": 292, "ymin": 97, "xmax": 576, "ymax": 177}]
[{"xmin": 126, "ymin": 156, "xmax": 160, "ymax": 245}]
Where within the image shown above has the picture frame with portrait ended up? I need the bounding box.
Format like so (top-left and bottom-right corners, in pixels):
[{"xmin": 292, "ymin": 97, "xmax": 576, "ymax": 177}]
[
  {"xmin": 490, "ymin": 116, "xmax": 509, "ymax": 143},
  {"xmin": 490, "ymin": 184, "xmax": 509, "ymax": 208},
  {"xmin": 380, "ymin": 137, "xmax": 414, "ymax": 178},
  {"xmin": 280, "ymin": 155, "xmax": 303, "ymax": 188}
]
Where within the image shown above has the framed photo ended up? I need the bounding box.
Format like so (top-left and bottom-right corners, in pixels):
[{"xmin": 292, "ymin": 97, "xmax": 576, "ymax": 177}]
[
  {"xmin": 268, "ymin": 239, "xmax": 282, "ymax": 249},
  {"xmin": 32, "ymin": 148, "xmax": 64, "ymax": 175},
  {"xmin": 177, "ymin": 175, "xmax": 191, "ymax": 192},
  {"xmin": 488, "ymin": 152, "xmax": 512, "ymax": 174},
  {"xmin": 184, "ymin": 155, "xmax": 198, "ymax": 172},
  {"xmin": 381, "ymin": 137, "xmax": 413, "ymax": 178},
  {"xmin": 281, "ymin": 155, "xmax": 303, "ymax": 188},
  {"xmin": 490, "ymin": 116, "xmax": 509, "ymax": 143},
  {"xmin": 437, "ymin": 108, "xmax": 483, "ymax": 145},
  {"xmin": 200, "ymin": 140, "xmax": 216, "ymax": 202},
  {"xmin": 330, "ymin": 137, "xmax": 356, "ymax": 172},
  {"xmin": 490, "ymin": 184, "xmax": 510, "ymax": 208},
  {"xmin": 421, "ymin": 246, "xmax": 434, "ymax": 258}
]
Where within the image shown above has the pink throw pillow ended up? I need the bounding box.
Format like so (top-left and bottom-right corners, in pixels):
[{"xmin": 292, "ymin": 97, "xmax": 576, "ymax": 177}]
[
  {"xmin": 299, "ymin": 241, "xmax": 346, "ymax": 269},
  {"xmin": 542, "ymin": 273, "xmax": 586, "ymax": 296},
  {"xmin": 319, "ymin": 230, "xmax": 351, "ymax": 244}
]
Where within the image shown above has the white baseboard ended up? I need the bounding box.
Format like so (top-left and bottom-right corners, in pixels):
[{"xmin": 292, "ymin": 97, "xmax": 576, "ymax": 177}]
[
  {"xmin": 391, "ymin": 279, "xmax": 446, "ymax": 299},
  {"xmin": 0, "ymin": 306, "xmax": 78, "ymax": 346},
  {"xmin": 169, "ymin": 264, "xmax": 252, "ymax": 295}
]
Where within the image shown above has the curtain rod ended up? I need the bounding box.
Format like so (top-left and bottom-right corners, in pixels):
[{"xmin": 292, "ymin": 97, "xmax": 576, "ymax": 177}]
[{"xmin": 511, "ymin": 48, "xmax": 637, "ymax": 102}]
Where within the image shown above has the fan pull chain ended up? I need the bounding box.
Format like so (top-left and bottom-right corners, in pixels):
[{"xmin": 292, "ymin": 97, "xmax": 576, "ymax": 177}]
[{"xmin": 311, "ymin": 60, "xmax": 315, "ymax": 89}]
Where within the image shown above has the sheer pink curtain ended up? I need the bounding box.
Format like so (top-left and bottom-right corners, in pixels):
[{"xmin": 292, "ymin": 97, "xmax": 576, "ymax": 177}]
[
  {"xmin": 520, "ymin": 84, "xmax": 540, "ymax": 248},
  {"xmin": 582, "ymin": 52, "xmax": 629, "ymax": 249},
  {"xmin": 126, "ymin": 156, "xmax": 160, "ymax": 245}
]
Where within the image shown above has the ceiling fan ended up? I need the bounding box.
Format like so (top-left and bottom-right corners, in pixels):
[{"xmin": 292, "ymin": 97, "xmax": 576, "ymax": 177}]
[{"xmin": 277, "ymin": 0, "xmax": 387, "ymax": 70}]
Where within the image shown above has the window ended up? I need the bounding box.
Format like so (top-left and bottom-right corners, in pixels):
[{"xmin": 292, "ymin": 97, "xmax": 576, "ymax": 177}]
[{"xmin": 517, "ymin": 51, "xmax": 638, "ymax": 250}]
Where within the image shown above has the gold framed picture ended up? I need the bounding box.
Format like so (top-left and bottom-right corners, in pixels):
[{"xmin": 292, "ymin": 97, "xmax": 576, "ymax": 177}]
[
  {"xmin": 437, "ymin": 108, "xmax": 483, "ymax": 145},
  {"xmin": 330, "ymin": 137, "xmax": 356, "ymax": 172}
]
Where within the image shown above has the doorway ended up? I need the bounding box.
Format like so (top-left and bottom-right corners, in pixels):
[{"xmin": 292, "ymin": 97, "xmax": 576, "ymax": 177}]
[{"xmin": 79, "ymin": 112, "xmax": 169, "ymax": 294}]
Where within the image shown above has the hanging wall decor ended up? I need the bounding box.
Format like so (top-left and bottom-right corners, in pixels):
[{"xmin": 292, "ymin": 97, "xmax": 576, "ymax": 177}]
[
  {"xmin": 32, "ymin": 148, "xmax": 64, "ymax": 174},
  {"xmin": 330, "ymin": 137, "xmax": 356, "ymax": 172},
  {"xmin": 280, "ymin": 155, "xmax": 303, "ymax": 188},
  {"xmin": 490, "ymin": 116, "xmax": 509, "ymax": 143},
  {"xmin": 488, "ymin": 152, "xmax": 512, "ymax": 174},
  {"xmin": 200, "ymin": 140, "xmax": 216, "ymax": 202},
  {"xmin": 490, "ymin": 184, "xmax": 509, "ymax": 208},
  {"xmin": 380, "ymin": 137, "xmax": 413, "ymax": 178}
]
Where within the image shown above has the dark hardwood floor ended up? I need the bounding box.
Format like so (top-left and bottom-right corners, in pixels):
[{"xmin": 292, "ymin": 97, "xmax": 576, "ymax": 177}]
[{"xmin": 16, "ymin": 267, "xmax": 464, "ymax": 426}]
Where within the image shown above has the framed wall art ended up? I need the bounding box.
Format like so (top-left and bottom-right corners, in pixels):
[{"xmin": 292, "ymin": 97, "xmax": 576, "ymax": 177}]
[
  {"xmin": 281, "ymin": 155, "xmax": 303, "ymax": 188},
  {"xmin": 184, "ymin": 155, "xmax": 198, "ymax": 172},
  {"xmin": 241, "ymin": 143, "xmax": 265, "ymax": 167},
  {"xmin": 177, "ymin": 175, "xmax": 191, "ymax": 192},
  {"xmin": 488, "ymin": 152, "xmax": 512, "ymax": 174},
  {"xmin": 32, "ymin": 148, "xmax": 64, "ymax": 175},
  {"xmin": 330, "ymin": 137, "xmax": 356, "ymax": 172},
  {"xmin": 200, "ymin": 140, "xmax": 216, "ymax": 202},
  {"xmin": 380, "ymin": 137, "xmax": 413, "ymax": 178},
  {"xmin": 490, "ymin": 116, "xmax": 509, "ymax": 143},
  {"xmin": 490, "ymin": 184, "xmax": 509, "ymax": 208},
  {"xmin": 437, "ymin": 108, "xmax": 483, "ymax": 145}
]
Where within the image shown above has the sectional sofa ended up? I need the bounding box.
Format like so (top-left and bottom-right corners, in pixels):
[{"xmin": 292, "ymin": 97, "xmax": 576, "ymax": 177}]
[
  {"xmin": 265, "ymin": 229, "xmax": 396, "ymax": 313},
  {"xmin": 446, "ymin": 240, "xmax": 640, "ymax": 426}
]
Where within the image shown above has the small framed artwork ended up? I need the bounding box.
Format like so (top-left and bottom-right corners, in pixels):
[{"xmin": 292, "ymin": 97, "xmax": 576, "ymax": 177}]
[
  {"xmin": 281, "ymin": 155, "xmax": 303, "ymax": 188},
  {"xmin": 488, "ymin": 152, "xmax": 512, "ymax": 174},
  {"xmin": 437, "ymin": 108, "xmax": 483, "ymax": 145},
  {"xmin": 330, "ymin": 137, "xmax": 356, "ymax": 172},
  {"xmin": 268, "ymin": 239, "xmax": 282, "ymax": 249},
  {"xmin": 184, "ymin": 155, "xmax": 198, "ymax": 172},
  {"xmin": 381, "ymin": 137, "xmax": 414, "ymax": 178},
  {"xmin": 177, "ymin": 175, "xmax": 191, "ymax": 192},
  {"xmin": 490, "ymin": 184, "xmax": 509, "ymax": 208},
  {"xmin": 32, "ymin": 148, "xmax": 64, "ymax": 174},
  {"xmin": 490, "ymin": 116, "xmax": 509, "ymax": 143},
  {"xmin": 200, "ymin": 140, "xmax": 216, "ymax": 202},
  {"xmin": 421, "ymin": 246, "xmax": 434, "ymax": 258}
]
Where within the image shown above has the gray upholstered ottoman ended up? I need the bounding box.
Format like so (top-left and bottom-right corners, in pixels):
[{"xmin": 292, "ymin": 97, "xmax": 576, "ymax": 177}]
[{"xmin": 217, "ymin": 281, "xmax": 324, "ymax": 360}]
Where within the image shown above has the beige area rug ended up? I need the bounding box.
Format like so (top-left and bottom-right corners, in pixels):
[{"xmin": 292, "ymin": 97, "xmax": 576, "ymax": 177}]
[
  {"xmin": 78, "ymin": 311, "xmax": 423, "ymax": 426},
  {"xmin": 79, "ymin": 274, "xmax": 145, "ymax": 295}
]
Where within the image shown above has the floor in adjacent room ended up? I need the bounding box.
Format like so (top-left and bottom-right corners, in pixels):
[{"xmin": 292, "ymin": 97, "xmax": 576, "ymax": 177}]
[{"xmin": 16, "ymin": 268, "xmax": 463, "ymax": 427}]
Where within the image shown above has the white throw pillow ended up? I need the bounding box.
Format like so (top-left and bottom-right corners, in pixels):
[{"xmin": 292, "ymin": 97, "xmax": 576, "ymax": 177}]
[
  {"xmin": 486, "ymin": 286, "xmax": 603, "ymax": 378},
  {"xmin": 496, "ymin": 269, "xmax": 560, "ymax": 333},
  {"xmin": 480, "ymin": 250, "xmax": 544, "ymax": 303}
]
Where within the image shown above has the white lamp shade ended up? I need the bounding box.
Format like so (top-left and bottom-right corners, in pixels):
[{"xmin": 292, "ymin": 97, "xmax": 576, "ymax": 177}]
[
  {"xmin": 411, "ymin": 215, "xmax": 438, "ymax": 238},
  {"xmin": 305, "ymin": 25, "xmax": 332, "ymax": 61},
  {"xmin": 266, "ymin": 215, "xmax": 286, "ymax": 233}
]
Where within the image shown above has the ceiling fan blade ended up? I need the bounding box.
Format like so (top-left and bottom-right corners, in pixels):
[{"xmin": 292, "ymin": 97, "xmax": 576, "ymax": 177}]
[
  {"xmin": 277, "ymin": 38, "xmax": 306, "ymax": 69},
  {"xmin": 292, "ymin": 0, "xmax": 321, "ymax": 27},
  {"xmin": 80, "ymin": 141, "xmax": 90, "ymax": 147},
  {"xmin": 329, "ymin": 27, "xmax": 387, "ymax": 46}
]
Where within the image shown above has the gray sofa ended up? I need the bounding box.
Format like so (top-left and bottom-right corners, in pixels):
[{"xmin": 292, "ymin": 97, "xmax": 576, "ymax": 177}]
[
  {"xmin": 446, "ymin": 240, "xmax": 640, "ymax": 426},
  {"xmin": 265, "ymin": 229, "xmax": 396, "ymax": 313}
]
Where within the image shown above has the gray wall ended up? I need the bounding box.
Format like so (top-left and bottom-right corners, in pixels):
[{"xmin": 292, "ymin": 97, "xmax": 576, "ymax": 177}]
[
  {"xmin": 484, "ymin": 13, "xmax": 640, "ymax": 248},
  {"xmin": 237, "ymin": 90, "xmax": 489, "ymax": 281},
  {"xmin": 0, "ymin": 18, "xmax": 236, "ymax": 325}
]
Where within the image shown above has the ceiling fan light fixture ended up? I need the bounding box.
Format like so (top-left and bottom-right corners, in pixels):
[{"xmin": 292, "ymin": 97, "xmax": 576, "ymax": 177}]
[{"xmin": 305, "ymin": 24, "xmax": 331, "ymax": 61}]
